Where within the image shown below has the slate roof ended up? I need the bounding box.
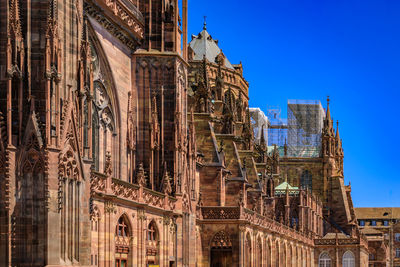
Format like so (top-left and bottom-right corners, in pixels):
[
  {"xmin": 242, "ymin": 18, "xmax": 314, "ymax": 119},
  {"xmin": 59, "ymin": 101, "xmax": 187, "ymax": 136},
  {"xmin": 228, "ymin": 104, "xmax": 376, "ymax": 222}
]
[{"xmin": 189, "ymin": 26, "xmax": 235, "ymax": 70}]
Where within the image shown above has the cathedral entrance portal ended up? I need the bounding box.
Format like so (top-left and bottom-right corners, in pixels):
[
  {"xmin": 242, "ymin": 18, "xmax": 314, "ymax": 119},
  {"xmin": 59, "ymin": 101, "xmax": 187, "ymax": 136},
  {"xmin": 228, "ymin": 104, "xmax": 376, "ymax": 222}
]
[
  {"xmin": 210, "ymin": 231, "xmax": 233, "ymax": 267},
  {"xmin": 211, "ymin": 248, "xmax": 233, "ymax": 267}
]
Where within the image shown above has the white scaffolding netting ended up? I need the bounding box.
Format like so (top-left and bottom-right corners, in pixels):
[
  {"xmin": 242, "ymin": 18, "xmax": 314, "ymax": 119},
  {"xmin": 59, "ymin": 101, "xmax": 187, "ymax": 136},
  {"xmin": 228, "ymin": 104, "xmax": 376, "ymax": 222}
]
[{"xmin": 249, "ymin": 108, "xmax": 268, "ymax": 145}]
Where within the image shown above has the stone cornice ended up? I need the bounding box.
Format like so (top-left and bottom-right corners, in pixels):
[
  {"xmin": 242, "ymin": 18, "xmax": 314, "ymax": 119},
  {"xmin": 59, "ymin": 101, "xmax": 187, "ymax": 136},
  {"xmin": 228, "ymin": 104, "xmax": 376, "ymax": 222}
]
[{"xmin": 84, "ymin": 1, "xmax": 143, "ymax": 51}]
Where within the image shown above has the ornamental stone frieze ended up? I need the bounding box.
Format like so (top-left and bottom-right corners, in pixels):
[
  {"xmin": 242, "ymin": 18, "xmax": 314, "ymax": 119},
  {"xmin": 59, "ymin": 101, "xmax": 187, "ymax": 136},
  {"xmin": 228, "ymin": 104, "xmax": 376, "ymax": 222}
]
[{"xmin": 84, "ymin": 0, "xmax": 144, "ymax": 51}]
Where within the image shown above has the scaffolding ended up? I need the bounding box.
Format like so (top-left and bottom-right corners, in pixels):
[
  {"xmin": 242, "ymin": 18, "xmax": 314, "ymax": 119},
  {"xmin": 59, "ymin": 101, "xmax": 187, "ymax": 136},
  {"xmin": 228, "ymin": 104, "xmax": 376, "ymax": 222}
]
[
  {"xmin": 249, "ymin": 108, "xmax": 268, "ymax": 145},
  {"xmin": 287, "ymin": 99, "xmax": 325, "ymax": 157},
  {"xmin": 266, "ymin": 106, "xmax": 287, "ymax": 148}
]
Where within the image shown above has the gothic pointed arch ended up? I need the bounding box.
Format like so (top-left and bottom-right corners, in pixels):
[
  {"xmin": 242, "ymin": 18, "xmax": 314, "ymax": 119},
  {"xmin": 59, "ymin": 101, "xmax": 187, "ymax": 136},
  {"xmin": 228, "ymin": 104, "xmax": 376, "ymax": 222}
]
[
  {"xmin": 115, "ymin": 214, "xmax": 132, "ymax": 267},
  {"xmin": 210, "ymin": 230, "xmax": 233, "ymax": 267},
  {"xmin": 146, "ymin": 219, "xmax": 160, "ymax": 265},
  {"xmin": 300, "ymin": 169, "xmax": 312, "ymax": 191},
  {"xmin": 342, "ymin": 250, "xmax": 355, "ymax": 267},
  {"xmin": 58, "ymin": 113, "xmax": 86, "ymax": 263},
  {"xmin": 12, "ymin": 110, "xmax": 46, "ymax": 266},
  {"xmin": 85, "ymin": 22, "xmax": 121, "ymax": 175},
  {"xmin": 211, "ymin": 231, "xmax": 232, "ymax": 249},
  {"xmin": 319, "ymin": 252, "xmax": 331, "ymax": 267}
]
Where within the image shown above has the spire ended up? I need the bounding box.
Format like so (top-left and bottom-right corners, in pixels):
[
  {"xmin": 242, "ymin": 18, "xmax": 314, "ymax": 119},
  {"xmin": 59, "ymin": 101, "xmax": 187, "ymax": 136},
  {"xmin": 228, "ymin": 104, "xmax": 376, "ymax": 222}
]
[
  {"xmin": 335, "ymin": 120, "xmax": 340, "ymax": 141},
  {"xmin": 203, "ymin": 16, "xmax": 207, "ymax": 30},
  {"xmin": 325, "ymin": 96, "xmax": 332, "ymax": 122},
  {"xmin": 322, "ymin": 95, "xmax": 334, "ymax": 137},
  {"xmin": 336, "ymin": 120, "xmax": 343, "ymax": 156}
]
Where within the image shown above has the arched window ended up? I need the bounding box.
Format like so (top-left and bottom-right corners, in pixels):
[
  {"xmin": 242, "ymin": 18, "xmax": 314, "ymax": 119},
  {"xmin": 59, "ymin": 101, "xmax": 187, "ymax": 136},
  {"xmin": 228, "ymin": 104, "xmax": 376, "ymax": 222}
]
[
  {"xmin": 319, "ymin": 252, "xmax": 331, "ymax": 267},
  {"xmin": 300, "ymin": 170, "xmax": 312, "ymax": 191},
  {"xmin": 116, "ymin": 216, "xmax": 129, "ymax": 237},
  {"xmin": 342, "ymin": 251, "xmax": 355, "ymax": 267},
  {"xmin": 115, "ymin": 215, "xmax": 131, "ymax": 267},
  {"xmin": 147, "ymin": 221, "xmax": 158, "ymax": 241},
  {"xmin": 146, "ymin": 221, "xmax": 160, "ymax": 265}
]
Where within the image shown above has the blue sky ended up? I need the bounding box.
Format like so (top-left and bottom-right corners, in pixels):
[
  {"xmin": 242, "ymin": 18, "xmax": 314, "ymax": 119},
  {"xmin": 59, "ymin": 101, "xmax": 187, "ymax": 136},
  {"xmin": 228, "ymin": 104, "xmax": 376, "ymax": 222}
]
[{"xmin": 188, "ymin": 0, "xmax": 400, "ymax": 207}]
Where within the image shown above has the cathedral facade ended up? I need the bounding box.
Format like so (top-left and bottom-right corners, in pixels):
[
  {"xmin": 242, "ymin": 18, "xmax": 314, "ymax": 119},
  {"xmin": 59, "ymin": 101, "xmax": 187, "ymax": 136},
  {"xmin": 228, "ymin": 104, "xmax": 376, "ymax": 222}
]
[{"xmin": 0, "ymin": 0, "xmax": 387, "ymax": 266}]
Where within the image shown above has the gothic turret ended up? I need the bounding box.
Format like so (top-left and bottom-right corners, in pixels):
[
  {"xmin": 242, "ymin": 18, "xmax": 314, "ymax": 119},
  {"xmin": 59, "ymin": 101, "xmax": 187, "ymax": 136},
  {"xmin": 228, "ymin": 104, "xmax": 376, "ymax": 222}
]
[
  {"xmin": 321, "ymin": 96, "xmax": 336, "ymax": 158},
  {"xmin": 335, "ymin": 120, "xmax": 344, "ymax": 176}
]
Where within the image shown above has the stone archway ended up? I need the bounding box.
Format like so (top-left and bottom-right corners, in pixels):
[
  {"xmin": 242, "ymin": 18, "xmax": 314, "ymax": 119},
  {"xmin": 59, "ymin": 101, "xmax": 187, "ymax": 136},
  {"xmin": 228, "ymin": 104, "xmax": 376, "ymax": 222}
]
[{"xmin": 210, "ymin": 231, "xmax": 233, "ymax": 267}]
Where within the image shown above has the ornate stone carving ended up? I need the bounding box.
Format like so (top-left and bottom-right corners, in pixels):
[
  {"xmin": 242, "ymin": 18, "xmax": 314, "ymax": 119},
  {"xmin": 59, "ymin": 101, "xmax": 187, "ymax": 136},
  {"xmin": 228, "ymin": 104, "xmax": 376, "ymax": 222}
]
[
  {"xmin": 211, "ymin": 231, "xmax": 232, "ymax": 248},
  {"xmin": 104, "ymin": 151, "xmax": 112, "ymax": 177},
  {"xmin": 111, "ymin": 178, "xmax": 139, "ymax": 200},
  {"xmin": 84, "ymin": 2, "xmax": 142, "ymax": 51},
  {"xmin": 136, "ymin": 163, "xmax": 146, "ymax": 187},
  {"xmin": 104, "ymin": 200, "xmax": 116, "ymax": 214}
]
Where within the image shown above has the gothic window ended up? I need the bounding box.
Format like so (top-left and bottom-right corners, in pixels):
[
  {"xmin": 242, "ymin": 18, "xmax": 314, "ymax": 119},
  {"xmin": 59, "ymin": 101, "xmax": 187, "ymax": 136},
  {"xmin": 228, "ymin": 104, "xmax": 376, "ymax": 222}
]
[
  {"xmin": 359, "ymin": 220, "xmax": 365, "ymax": 226},
  {"xmin": 371, "ymin": 220, "xmax": 376, "ymax": 226},
  {"xmin": 89, "ymin": 39, "xmax": 118, "ymax": 176},
  {"xmin": 342, "ymin": 251, "xmax": 355, "ymax": 267},
  {"xmin": 116, "ymin": 216, "xmax": 129, "ymax": 237},
  {"xmin": 59, "ymin": 147, "xmax": 81, "ymax": 262},
  {"xmin": 147, "ymin": 221, "xmax": 158, "ymax": 241},
  {"xmin": 319, "ymin": 252, "xmax": 331, "ymax": 267},
  {"xmin": 224, "ymin": 91, "xmax": 230, "ymax": 105},
  {"xmin": 395, "ymin": 233, "xmax": 400, "ymax": 242},
  {"xmin": 115, "ymin": 215, "xmax": 131, "ymax": 267},
  {"xmin": 211, "ymin": 89, "xmax": 216, "ymax": 103},
  {"xmin": 92, "ymin": 111, "xmax": 99, "ymax": 170},
  {"xmin": 396, "ymin": 248, "xmax": 400, "ymax": 258},
  {"xmin": 300, "ymin": 170, "xmax": 312, "ymax": 191},
  {"xmin": 146, "ymin": 221, "xmax": 159, "ymax": 265}
]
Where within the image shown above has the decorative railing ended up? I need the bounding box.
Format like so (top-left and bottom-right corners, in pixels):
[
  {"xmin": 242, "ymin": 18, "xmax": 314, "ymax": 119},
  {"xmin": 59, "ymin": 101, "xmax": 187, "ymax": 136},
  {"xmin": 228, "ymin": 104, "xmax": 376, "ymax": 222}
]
[
  {"xmin": 201, "ymin": 207, "xmax": 241, "ymax": 220},
  {"xmin": 90, "ymin": 171, "xmax": 107, "ymax": 193},
  {"xmin": 241, "ymin": 208, "xmax": 315, "ymax": 245},
  {"xmin": 199, "ymin": 206, "xmax": 316, "ymax": 245},
  {"xmin": 112, "ymin": 178, "xmax": 139, "ymax": 201},
  {"xmin": 143, "ymin": 188, "xmax": 165, "ymax": 209},
  {"xmin": 315, "ymin": 237, "xmax": 365, "ymax": 246},
  {"xmin": 91, "ymin": 171, "xmax": 177, "ymax": 211}
]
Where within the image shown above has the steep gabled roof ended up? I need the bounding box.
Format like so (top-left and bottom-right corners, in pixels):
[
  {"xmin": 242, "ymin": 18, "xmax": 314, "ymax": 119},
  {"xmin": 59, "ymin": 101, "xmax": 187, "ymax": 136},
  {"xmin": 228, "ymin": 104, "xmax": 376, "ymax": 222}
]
[{"xmin": 189, "ymin": 27, "xmax": 234, "ymax": 70}]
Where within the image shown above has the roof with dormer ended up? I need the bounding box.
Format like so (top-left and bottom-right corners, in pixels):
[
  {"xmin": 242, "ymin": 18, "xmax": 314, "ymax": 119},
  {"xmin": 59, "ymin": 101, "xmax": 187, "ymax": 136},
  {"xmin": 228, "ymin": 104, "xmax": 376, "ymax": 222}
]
[{"xmin": 189, "ymin": 25, "xmax": 234, "ymax": 70}]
